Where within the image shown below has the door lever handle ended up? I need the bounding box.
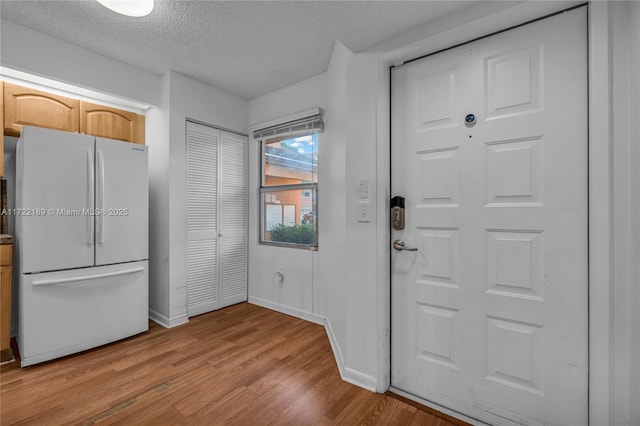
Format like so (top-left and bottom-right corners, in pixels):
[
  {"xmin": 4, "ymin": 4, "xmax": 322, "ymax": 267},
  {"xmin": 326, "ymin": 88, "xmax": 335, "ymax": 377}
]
[{"xmin": 393, "ymin": 240, "xmax": 418, "ymax": 252}]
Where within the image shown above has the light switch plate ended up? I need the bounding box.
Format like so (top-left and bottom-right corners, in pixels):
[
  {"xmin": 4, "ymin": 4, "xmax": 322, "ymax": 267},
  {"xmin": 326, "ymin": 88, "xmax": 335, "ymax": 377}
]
[{"xmin": 359, "ymin": 179, "xmax": 370, "ymax": 199}]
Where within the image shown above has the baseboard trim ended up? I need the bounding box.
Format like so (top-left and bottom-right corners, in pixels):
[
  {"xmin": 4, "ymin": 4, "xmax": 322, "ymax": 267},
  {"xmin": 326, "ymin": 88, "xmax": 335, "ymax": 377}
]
[
  {"xmin": 323, "ymin": 315, "xmax": 346, "ymax": 376},
  {"xmin": 148, "ymin": 309, "xmax": 189, "ymax": 329},
  {"xmin": 247, "ymin": 298, "xmax": 379, "ymax": 392},
  {"xmin": 323, "ymin": 316, "xmax": 377, "ymax": 392},
  {"xmin": 247, "ymin": 296, "xmax": 324, "ymax": 325},
  {"xmin": 344, "ymin": 367, "xmax": 378, "ymax": 392}
]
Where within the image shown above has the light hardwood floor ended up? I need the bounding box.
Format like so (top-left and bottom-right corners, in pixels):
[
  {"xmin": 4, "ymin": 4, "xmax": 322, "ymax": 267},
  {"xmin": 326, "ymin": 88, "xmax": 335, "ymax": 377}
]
[{"xmin": 0, "ymin": 303, "xmax": 465, "ymax": 425}]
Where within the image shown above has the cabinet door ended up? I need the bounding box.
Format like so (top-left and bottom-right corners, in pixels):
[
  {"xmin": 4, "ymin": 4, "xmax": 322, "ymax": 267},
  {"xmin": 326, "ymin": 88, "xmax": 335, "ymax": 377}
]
[
  {"xmin": 3, "ymin": 82, "xmax": 79, "ymax": 137},
  {"xmin": 0, "ymin": 244, "xmax": 12, "ymax": 362},
  {"xmin": 1, "ymin": 82, "xmax": 4, "ymax": 178},
  {"xmin": 80, "ymin": 101, "xmax": 145, "ymax": 144}
]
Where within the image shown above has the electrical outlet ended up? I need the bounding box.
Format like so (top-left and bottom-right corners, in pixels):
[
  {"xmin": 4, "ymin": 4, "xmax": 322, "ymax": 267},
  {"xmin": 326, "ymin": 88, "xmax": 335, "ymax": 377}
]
[
  {"xmin": 274, "ymin": 268, "xmax": 284, "ymax": 285},
  {"xmin": 357, "ymin": 200, "xmax": 371, "ymax": 223}
]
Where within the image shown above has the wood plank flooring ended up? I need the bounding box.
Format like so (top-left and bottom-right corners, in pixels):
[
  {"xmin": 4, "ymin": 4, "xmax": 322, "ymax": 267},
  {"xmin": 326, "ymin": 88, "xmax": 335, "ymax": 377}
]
[{"xmin": 0, "ymin": 303, "xmax": 464, "ymax": 425}]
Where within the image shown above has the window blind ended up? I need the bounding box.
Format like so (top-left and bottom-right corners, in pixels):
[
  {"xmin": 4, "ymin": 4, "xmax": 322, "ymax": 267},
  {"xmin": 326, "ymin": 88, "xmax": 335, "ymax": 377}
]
[{"xmin": 252, "ymin": 108, "xmax": 324, "ymax": 141}]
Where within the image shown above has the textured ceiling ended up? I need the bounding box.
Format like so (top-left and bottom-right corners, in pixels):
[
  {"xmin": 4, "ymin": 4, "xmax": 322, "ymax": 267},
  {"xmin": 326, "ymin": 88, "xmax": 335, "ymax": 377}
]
[{"xmin": 1, "ymin": 0, "xmax": 488, "ymax": 99}]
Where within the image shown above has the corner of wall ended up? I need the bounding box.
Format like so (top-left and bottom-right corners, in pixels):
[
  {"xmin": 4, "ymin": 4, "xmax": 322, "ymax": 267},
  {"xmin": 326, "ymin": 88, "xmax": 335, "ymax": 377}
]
[
  {"xmin": 316, "ymin": 38, "xmax": 353, "ymax": 383},
  {"xmin": 145, "ymin": 72, "xmax": 171, "ymax": 322},
  {"xmin": 323, "ymin": 315, "xmax": 378, "ymax": 393},
  {"xmin": 148, "ymin": 308, "xmax": 188, "ymax": 329}
]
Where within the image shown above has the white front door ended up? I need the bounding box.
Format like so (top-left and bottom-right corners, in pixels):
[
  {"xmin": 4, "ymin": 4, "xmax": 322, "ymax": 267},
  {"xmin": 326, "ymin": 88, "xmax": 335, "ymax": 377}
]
[{"xmin": 391, "ymin": 7, "xmax": 588, "ymax": 426}]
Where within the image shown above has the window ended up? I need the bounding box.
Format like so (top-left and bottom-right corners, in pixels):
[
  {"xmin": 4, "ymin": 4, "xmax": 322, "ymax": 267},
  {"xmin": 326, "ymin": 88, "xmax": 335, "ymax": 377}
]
[{"xmin": 255, "ymin": 109, "xmax": 322, "ymax": 248}]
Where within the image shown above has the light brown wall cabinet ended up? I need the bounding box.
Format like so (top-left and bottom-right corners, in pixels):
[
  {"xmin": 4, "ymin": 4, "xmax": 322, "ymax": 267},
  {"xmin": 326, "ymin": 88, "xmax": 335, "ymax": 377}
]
[
  {"xmin": 2, "ymin": 82, "xmax": 145, "ymax": 145},
  {"xmin": 3, "ymin": 82, "xmax": 80, "ymax": 136},
  {"xmin": 80, "ymin": 101, "xmax": 145, "ymax": 143}
]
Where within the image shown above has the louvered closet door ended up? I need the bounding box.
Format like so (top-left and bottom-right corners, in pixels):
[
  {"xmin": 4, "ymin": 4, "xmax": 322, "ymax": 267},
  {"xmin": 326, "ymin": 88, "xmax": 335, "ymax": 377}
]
[
  {"xmin": 219, "ymin": 131, "xmax": 248, "ymax": 308},
  {"xmin": 186, "ymin": 122, "xmax": 248, "ymax": 317},
  {"xmin": 186, "ymin": 122, "xmax": 220, "ymax": 317}
]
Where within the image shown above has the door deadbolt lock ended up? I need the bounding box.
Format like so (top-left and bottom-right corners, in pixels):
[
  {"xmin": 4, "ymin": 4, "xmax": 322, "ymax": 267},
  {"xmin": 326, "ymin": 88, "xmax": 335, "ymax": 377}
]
[{"xmin": 391, "ymin": 196, "xmax": 405, "ymax": 230}]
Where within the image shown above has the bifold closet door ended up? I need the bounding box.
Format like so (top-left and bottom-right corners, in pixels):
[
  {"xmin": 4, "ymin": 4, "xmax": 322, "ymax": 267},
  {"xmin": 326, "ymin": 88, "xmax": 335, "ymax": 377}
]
[
  {"xmin": 186, "ymin": 121, "xmax": 248, "ymax": 317},
  {"xmin": 219, "ymin": 131, "xmax": 248, "ymax": 308},
  {"xmin": 187, "ymin": 122, "xmax": 220, "ymax": 316}
]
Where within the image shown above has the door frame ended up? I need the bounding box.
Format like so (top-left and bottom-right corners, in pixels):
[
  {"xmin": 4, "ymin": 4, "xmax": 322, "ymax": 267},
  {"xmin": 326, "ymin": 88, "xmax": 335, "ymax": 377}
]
[{"xmin": 375, "ymin": 2, "xmax": 613, "ymax": 425}]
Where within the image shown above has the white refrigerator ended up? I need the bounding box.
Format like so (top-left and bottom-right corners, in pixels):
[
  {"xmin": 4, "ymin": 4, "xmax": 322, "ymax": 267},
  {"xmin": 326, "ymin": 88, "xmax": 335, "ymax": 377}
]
[{"xmin": 16, "ymin": 126, "xmax": 149, "ymax": 367}]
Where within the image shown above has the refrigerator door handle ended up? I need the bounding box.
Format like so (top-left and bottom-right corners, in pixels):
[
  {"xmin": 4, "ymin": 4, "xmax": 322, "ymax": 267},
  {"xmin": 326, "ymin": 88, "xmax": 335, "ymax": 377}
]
[
  {"xmin": 97, "ymin": 150, "xmax": 105, "ymax": 244},
  {"xmin": 87, "ymin": 149, "xmax": 94, "ymax": 246},
  {"xmin": 31, "ymin": 266, "xmax": 145, "ymax": 286}
]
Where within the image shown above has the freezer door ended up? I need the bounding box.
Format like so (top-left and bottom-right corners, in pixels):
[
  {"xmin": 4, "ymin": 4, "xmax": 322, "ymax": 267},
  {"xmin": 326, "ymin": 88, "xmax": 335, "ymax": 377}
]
[
  {"xmin": 17, "ymin": 126, "xmax": 95, "ymax": 273},
  {"xmin": 18, "ymin": 261, "xmax": 149, "ymax": 367},
  {"xmin": 94, "ymin": 138, "xmax": 148, "ymax": 265}
]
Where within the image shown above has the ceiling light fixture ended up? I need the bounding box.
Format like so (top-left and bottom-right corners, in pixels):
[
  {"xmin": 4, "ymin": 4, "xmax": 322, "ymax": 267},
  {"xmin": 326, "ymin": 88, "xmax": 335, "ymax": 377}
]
[{"xmin": 96, "ymin": 0, "xmax": 154, "ymax": 17}]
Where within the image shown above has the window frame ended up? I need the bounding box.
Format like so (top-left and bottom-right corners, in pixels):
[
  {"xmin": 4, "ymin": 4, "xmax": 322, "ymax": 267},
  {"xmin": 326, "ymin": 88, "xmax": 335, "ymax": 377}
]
[{"xmin": 258, "ymin": 133, "xmax": 319, "ymax": 250}]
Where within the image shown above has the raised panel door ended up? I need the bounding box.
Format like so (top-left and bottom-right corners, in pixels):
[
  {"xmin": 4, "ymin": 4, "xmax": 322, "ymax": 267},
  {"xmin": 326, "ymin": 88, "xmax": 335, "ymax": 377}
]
[
  {"xmin": 3, "ymin": 82, "xmax": 79, "ymax": 136},
  {"xmin": 391, "ymin": 8, "xmax": 588, "ymax": 425},
  {"xmin": 80, "ymin": 101, "xmax": 145, "ymax": 144}
]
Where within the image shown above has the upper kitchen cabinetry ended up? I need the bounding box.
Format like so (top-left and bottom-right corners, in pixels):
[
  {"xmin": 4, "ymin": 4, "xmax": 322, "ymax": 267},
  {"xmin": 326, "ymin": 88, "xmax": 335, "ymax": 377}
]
[
  {"xmin": 2, "ymin": 82, "xmax": 145, "ymax": 145},
  {"xmin": 3, "ymin": 82, "xmax": 80, "ymax": 136},
  {"xmin": 80, "ymin": 101, "xmax": 145, "ymax": 144}
]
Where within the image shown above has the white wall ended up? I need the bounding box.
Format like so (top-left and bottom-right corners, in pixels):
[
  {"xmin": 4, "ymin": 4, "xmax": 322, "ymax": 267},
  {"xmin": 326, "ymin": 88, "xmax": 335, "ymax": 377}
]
[
  {"xmin": 247, "ymin": 72, "xmax": 327, "ymax": 322},
  {"xmin": 0, "ymin": 19, "xmax": 161, "ymax": 106},
  {"xmin": 160, "ymin": 71, "xmax": 249, "ymax": 326},
  {"xmin": 611, "ymin": 2, "xmax": 640, "ymax": 425},
  {"xmin": 630, "ymin": 7, "xmax": 640, "ymax": 424},
  {"xmin": 342, "ymin": 53, "xmax": 382, "ymax": 388},
  {"xmin": 246, "ymin": 43, "xmax": 386, "ymax": 392},
  {"xmin": 318, "ymin": 41, "xmax": 351, "ymax": 376},
  {"xmin": 146, "ymin": 73, "xmax": 171, "ymax": 323}
]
